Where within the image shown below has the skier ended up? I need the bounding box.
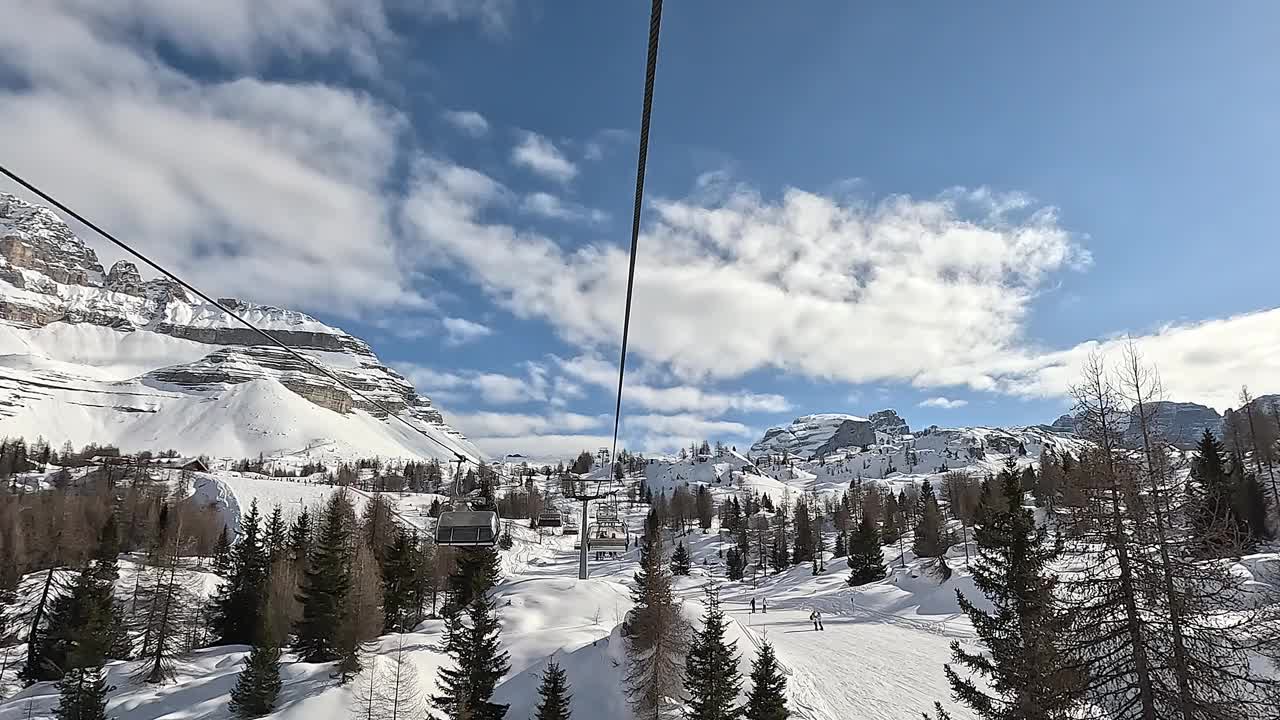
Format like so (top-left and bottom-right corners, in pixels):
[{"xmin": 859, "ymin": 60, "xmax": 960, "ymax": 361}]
[
  {"xmin": 810, "ymin": 609, "xmax": 824, "ymax": 631},
  {"xmin": 750, "ymin": 597, "xmax": 756, "ymax": 614},
  {"xmin": 762, "ymin": 598, "xmax": 767, "ymax": 614}
]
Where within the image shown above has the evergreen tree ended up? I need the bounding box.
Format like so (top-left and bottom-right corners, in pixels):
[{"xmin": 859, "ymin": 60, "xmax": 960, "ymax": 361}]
[
  {"xmin": 912, "ymin": 480, "xmax": 948, "ymax": 559},
  {"xmin": 932, "ymin": 469, "xmax": 1083, "ymax": 720},
  {"xmin": 212, "ymin": 500, "xmax": 269, "ymax": 646},
  {"xmin": 212, "ymin": 526, "xmax": 232, "ymax": 576},
  {"xmin": 35, "ymin": 516, "xmax": 124, "ymax": 681},
  {"xmin": 769, "ymin": 523, "xmax": 788, "ymax": 575},
  {"xmin": 54, "ymin": 666, "xmax": 111, "ymax": 720},
  {"xmin": 1189, "ymin": 430, "xmax": 1248, "ymax": 553},
  {"xmin": 264, "ymin": 504, "xmax": 287, "ymax": 564},
  {"xmin": 381, "ymin": 526, "xmax": 418, "ymax": 633},
  {"xmin": 832, "ymin": 531, "xmax": 847, "ymax": 559},
  {"xmin": 683, "ymin": 586, "xmax": 741, "ymax": 720},
  {"xmin": 846, "ymin": 509, "xmax": 886, "ymax": 587},
  {"xmin": 725, "ymin": 546, "xmax": 745, "ymax": 581},
  {"xmin": 742, "ymin": 641, "xmax": 788, "ymax": 720},
  {"xmin": 449, "ymin": 546, "xmax": 501, "ymax": 610},
  {"xmin": 670, "ymin": 541, "xmax": 691, "ymax": 576},
  {"xmin": 791, "ymin": 500, "xmax": 813, "ymax": 564},
  {"xmin": 532, "ymin": 659, "xmax": 573, "ymax": 720},
  {"xmin": 287, "ymin": 508, "xmax": 312, "ymax": 564},
  {"xmin": 229, "ymin": 621, "xmax": 282, "ymax": 719},
  {"xmin": 432, "ymin": 593, "xmax": 511, "ymax": 720},
  {"xmin": 294, "ymin": 491, "xmax": 353, "ymax": 662}
]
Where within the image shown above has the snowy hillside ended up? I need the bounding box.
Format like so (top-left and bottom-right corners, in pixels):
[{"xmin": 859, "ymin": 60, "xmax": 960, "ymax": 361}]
[
  {"xmin": 0, "ymin": 466, "xmax": 996, "ymax": 720},
  {"xmin": 0, "ymin": 192, "xmax": 476, "ymax": 462}
]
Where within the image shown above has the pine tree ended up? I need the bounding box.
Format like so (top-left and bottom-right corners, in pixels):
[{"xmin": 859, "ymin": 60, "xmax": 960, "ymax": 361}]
[
  {"xmin": 791, "ymin": 500, "xmax": 813, "ymax": 564},
  {"xmin": 933, "ymin": 469, "xmax": 1083, "ymax": 720},
  {"xmin": 36, "ymin": 516, "xmax": 124, "ymax": 681},
  {"xmin": 683, "ymin": 586, "xmax": 741, "ymax": 720},
  {"xmin": 725, "ymin": 547, "xmax": 745, "ymax": 581},
  {"xmin": 382, "ymin": 526, "xmax": 418, "ymax": 633},
  {"xmin": 264, "ymin": 504, "xmax": 287, "ymax": 564},
  {"xmin": 54, "ymin": 665, "xmax": 111, "ymax": 720},
  {"xmin": 742, "ymin": 641, "xmax": 788, "ymax": 720},
  {"xmin": 532, "ymin": 658, "xmax": 573, "ymax": 720},
  {"xmin": 432, "ymin": 593, "xmax": 511, "ymax": 720},
  {"xmin": 1189, "ymin": 430, "xmax": 1249, "ymax": 554},
  {"xmin": 670, "ymin": 541, "xmax": 691, "ymax": 576},
  {"xmin": 212, "ymin": 500, "xmax": 269, "ymax": 646},
  {"xmin": 287, "ymin": 508, "xmax": 312, "ymax": 564},
  {"xmin": 294, "ymin": 490, "xmax": 353, "ymax": 662},
  {"xmin": 212, "ymin": 526, "xmax": 232, "ymax": 576},
  {"xmin": 449, "ymin": 546, "xmax": 500, "ymax": 611},
  {"xmin": 912, "ymin": 480, "xmax": 948, "ymax": 559},
  {"xmin": 229, "ymin": 621, "xmax": 282, "ymax": 719},
  {"xmin": 847, "ymin": 508, "xmax": 885, "ymax": 586},
  {"xmin": 832, "ymin": 531, "xmax": 846, "ymax": 559}
]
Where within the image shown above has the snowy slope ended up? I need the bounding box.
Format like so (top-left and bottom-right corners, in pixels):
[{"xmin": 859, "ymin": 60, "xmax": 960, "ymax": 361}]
[{"xmin": 0, "ymin": 192, "xmax": 476, "ymax": 463}]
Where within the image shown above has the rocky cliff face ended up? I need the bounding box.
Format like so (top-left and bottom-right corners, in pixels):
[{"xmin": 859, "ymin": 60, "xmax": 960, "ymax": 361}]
[
  {"xmin": 1122, "ymin": 401, "xmax": 1221, "ymax": 449},
  {"xmin": 0, "ymin": 192, "xmax": 468, "ymax": 459}
]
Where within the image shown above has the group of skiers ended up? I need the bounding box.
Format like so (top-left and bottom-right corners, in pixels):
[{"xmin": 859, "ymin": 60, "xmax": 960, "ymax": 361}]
[{"xmin": 747, "ymin": 597, "xmax": 824, "ymax": 630}]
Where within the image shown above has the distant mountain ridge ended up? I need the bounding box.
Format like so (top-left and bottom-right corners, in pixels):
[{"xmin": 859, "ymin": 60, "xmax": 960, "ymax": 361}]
[{"xmin": 0, "ymin": 192, "xmax": 476, "ymax": 461}]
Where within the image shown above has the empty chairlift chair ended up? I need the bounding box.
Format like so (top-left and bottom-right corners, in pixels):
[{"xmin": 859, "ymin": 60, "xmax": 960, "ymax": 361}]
[
  {"xmin": 538, "ymin": 509, "xmax": 564, "ymax": 528},
  {"xmin": 435, "ymin": 509, "xmax": 500, "ymax": 547}
]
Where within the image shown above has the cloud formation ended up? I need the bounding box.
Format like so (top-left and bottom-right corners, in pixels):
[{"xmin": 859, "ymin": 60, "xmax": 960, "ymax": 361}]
[
  {"xmin": 403, "ymin": 160, "xmax": 1090, "ymax": 392},
  {"xmin": 510, "ymin": 131, "xmax": 578, "ymax": 183},
  {"xmin": 441, "ymin": 109, "xmax": 490, "ymax": 137},
  {"xmin": 441, "ymin": 316, "xmax": 493, "ymax": 346},
  {"xmin": 521, "ymin": 192, "xmax": 608, "ymax": 225},
  {"xmin": 919, "ymin": 397, "xmax": 968, "ymax": 409}
]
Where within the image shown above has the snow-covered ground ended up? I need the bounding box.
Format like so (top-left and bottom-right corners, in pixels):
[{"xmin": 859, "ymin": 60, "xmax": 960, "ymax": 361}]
[{"xmin": 0, "ymin": 463, "xmax": 996, "ymax": 720}]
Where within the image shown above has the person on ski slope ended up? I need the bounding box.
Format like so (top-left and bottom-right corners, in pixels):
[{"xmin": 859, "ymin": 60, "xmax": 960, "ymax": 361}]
[{"xmin": 810, "ymin": 609, "xmax": 824, "ymax": 631}]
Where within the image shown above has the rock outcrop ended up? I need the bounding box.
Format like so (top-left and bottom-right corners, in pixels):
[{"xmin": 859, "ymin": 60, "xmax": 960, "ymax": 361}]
[{"xmin": 1122, "ymin": 401, "xmax": 1220, "ymax": 450}]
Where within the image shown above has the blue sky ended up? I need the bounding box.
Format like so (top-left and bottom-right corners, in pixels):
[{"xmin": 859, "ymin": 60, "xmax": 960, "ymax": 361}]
[{"xmin": 3, "ymin": 2, "xmax": 1279, "ymax": 458}]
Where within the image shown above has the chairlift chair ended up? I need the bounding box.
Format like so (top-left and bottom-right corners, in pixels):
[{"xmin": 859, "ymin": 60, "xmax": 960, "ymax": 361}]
[
  {"xmin": 538, "ymin": 508, "xmax": 564, "ymax": 530},
  {"xmin": 434, "ymin": 456, "xmax": 500, "ymax": 547},
  {"xmin": 435, "ymin": 509, "xmax": 500, "ymax": 547},
  {"xmin": 586, "ymin": 519, "xmax": 628, "ymax": 552}
]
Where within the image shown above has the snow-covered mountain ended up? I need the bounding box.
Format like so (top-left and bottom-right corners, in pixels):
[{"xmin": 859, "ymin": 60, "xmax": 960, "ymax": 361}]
[
  {"xmin": 751, "ymin": 409, "xmax": 911, "ymax": 459},
  {"xmin": 0, "ymin": 192, "xmax": 477, "ymax": 462}
]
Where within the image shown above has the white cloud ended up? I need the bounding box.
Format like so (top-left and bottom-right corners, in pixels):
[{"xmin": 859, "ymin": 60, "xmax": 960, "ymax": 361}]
[
  {"xmin": 441, "ymin": 316, "xmax": 492, "ymax": 346},
  {"xmin": 445, "ymin": 410, "xmax": 605, "ymax": 438},
  {"xmin": 919, "ymin": 397, "xmax": 968, "ymax": 409},
  {"xmin": 421, "ymin": 0, "xmax": 515, "ymax": 35},
  {"xmin": 441, "ymin": 109, "xmax": 489, "ymax": 137},
  {"xmin": 395, "ymin": 361, "xmax": 547, "ymax": 405},
  {"xmin": 468, "ymin": 433, "xmax": 613, "ymax": 463},
  {"xmin": 403, "ymin": 161, "xmax": 1090, "ymax": 391},
  {"xmin": 0, "ymin": 3, "xmax": 443, "ymax": 318},
  {"xmin": 625, "ymin": 413, "xmax": 753, "ymax": 438},
  {"xmin": 954, "ymin": 308, "xmax": 1280, "ymax": 410},
  {"xmin": 554, "ymin": 354, "xmax": 790, "ymax": 415},
  {"xmin": 520, "ymin": 193, "xmax": 608, "ymax": 224},
  {"xmin": 582, "ymin": 128, "xmax": 630, "ymax": 161},
  {"xmin": 510, "ymin": 131, "xmax": 578, "ymax": 183}
]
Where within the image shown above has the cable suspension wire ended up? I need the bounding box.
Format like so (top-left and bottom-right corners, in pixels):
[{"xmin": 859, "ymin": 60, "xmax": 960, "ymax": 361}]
[
  {"xmin": 0, "ymin": 163, "xmax": 473, "ymax": 465},
  {"xmin": 606, "ymin": 0, "xmax": 663, "ymax": 490}
]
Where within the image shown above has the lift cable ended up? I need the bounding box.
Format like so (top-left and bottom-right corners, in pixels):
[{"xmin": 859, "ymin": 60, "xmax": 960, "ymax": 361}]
[{"xmin": 606, "ymin": 0, "xmax": 664, "ymax": 492}]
